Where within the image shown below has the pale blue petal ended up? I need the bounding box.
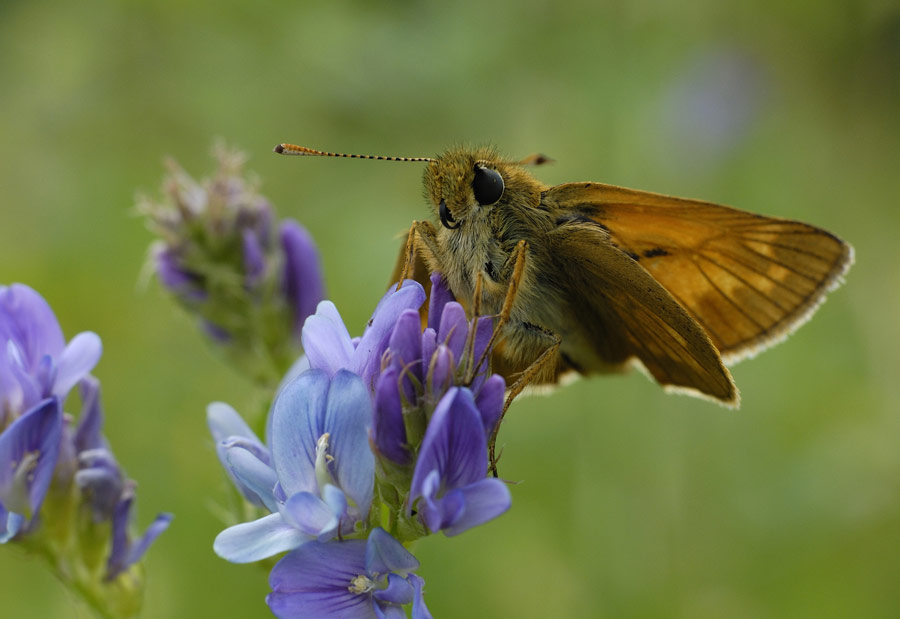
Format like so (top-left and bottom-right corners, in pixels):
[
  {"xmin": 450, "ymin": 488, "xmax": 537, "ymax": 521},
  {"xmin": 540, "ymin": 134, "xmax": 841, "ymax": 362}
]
[
  {"xmin": 271, "ymin": 369, "xmax": 330, "ymax": 496},
  {"xmin": 281, "ymin": 491, "xmax": 338, "ymax": 537},
  {"xmin": 324, "ymin": 371, "xmax": 374, "ymax": 516},
  {"xmin": 302, "ymin": 302, "xmax": 355, "ymax": 376},
  {"xmin": 213, "ymin": 513, "xmax": 309, "ymax": 563},
  {"xmin": 207, "ymin": 401, "xmax": 259, "ymax": 445},
  {"xmin": 321, "ymin": 484, "xmax": 348, "ymax": 525},
  {"xmin": 225, "ymin": 445, "xmax": 278, "ymax": 511},
  {"xmin": 0, "ymin": 511, "xmax": 24, "ymax": 543}
]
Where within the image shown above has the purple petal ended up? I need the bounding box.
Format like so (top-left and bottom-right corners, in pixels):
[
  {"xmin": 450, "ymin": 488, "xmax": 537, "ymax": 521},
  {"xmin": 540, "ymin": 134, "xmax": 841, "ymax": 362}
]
[
  {"xmin": 324, "ymin": 370, "xmax": 374, "ymax": 517},
  {"xmin": 365, "ymin": 527, "xmax": 419, "ymax": 575},
  {"xmin": 374, "ymin": 574, "xmax": 414, "ymax": 605},
  {"xmin": 426, "ymin": 273, "xmax": 454, "ymax": 332},
  {"xmin": 442, "ymin": 478, "xmax": 511, "ymax": 536},
  {"xmin": 373, "ymin": 368, "xmax": 409, "ymax": 464},
  {"xmin": 409, "ymin": 574, "xmax": 433, "ymax": 619},
  {"xmin": 375, "ymin": 602, "xmax": 407, "ymax": 619},
  {"xmin": 409, "ymin": 388, "xmax": 487, "ymax": 507},
  {"xmin": 207, "ymin": 401, "xmax": 261, "ymax": 446},
  {"xmin": 271, "ymin": 370, "xmax": 330, "ymax": 496},
  {"xmin": 281, "ymin": 491, "xmax": 338, "ymax": 537},
  {"xmin": 0, "ymin": 398, "xmax": 62, "ymax": 516},
  {"xmin": 214, "ymin": 513, "xmax": 310, "ymax": 563},
  {"xmin": 76, "ymin": 448, "xmax": 124, "ymax": 520},
  {"xmin": 420, "ymin": 328, "xmax": 436, "ymax": 381},
  {"xmin": 242, "ymin": 228, "xmax": 266, "ymax": 287},
  {"xmin": 153, "ymin": 246, "xmax": 205, "ymax": 300},
  {"xmin": 201, "ymin": 320, "xmax": 231, "ymax": 342},
  {"xmin": 321, "ymin": 484, "xmax": 349, "ymax": 533},
  {"xmin": 73, "ymin": 376, "xmax": 105, "ymax": 452},
  {"xmin": 267, "ymin": 591, "xmax": 376, "ymax": 619},
  {"xmin": 352, "ymin": 281, "xmax": 426, "ymax": 387},
  {"xmin": 474, "ymin": 374, "xmax": 505, "ymax": 438},
  {"xmin": 417, "ymin": 470, "xmax": 464, "ymax": 533},
  {"xmin": 427, "ymin": 345, "xmax": 454, "ymax": 397},
  {"xmin": 436, "ymin": 302, "xmax": 468, "ymax": 363},
  {"xmin": 268, "ymin": 540, "xmax": 374, "ymax": 619},
  {"xmin": 118, "ymin": 512, "xmax": 173, "ymax": 577},
  {"xmin": 3, "ymin": 353, "xmax": 41, "ymax": 416},
  {"xmin": 0, "ymin": 284, "xmax": 65, "ymax": 367},
  {"xmin": 53, "ymin": 332, "xmax": 102, "ymax": 399},
  {"xmin": 106, "ymin": 492, "xmax": 134, "ymax": 578},
  {"xmin": 280, "ymin": 220, "xmax": 325, "ymax": 334},
  {"xmin": 302, "ymin": 302, "xmax": 355, "ymax": 377},
  {"xmin": 388, "ymin": 310, "xmax": 424, "ymax": 386}
]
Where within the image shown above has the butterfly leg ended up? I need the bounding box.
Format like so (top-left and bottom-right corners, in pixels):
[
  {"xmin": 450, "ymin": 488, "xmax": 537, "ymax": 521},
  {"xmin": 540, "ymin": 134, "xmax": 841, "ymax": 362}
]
[
  {"xmin": 466, "ymin": 239, "xmax": 528, "ymax": 383},
  {"xmin": 489, "ymin": 323, "xmax": 561, "ymax": 476},
  {"xmin": 393, "ymin": 220, "xmax": 441, "ymax": 291}
]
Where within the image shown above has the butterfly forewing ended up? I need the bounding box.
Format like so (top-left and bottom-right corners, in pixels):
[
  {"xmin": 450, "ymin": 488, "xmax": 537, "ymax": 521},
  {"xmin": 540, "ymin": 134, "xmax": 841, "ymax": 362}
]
[{"xmin": 544, "ymin": 182, "xmax": 853, "ymax": 364}]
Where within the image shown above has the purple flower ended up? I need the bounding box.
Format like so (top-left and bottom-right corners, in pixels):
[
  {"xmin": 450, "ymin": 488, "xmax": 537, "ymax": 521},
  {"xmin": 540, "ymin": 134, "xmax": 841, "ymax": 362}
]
[
  {"xmin": 372, "ymin": 273, "xmax": 505, "ymax": 464},
  {"xmin": 212, "ymin": 369, "xmax": 375, "ymax": 563},
  {"xmin": 0, "ymin": 398, "xmax": 62, "ymax": 541},
  {"xmin": 0, "ymin": 284, "xmax": 102, "ymax": 424},
  {"xmin": 280, "ymin": 220, "xmax": 325, "ymax": 337},
  {"xmin": 301, "ymin": 280, "xmax": 426, "ymax": 389},
  {"xmin": 143, "ymin": 147, "xmax": 325, "ymax": 380},
  {"xmin": 267, "ymin": 527, "xmax": 431, "ymax": 619},
  {"xmin": 73, "ymin": 377, "xmax": 173, "ymax": 578},
  {"xmin": 409, "ymin": 387, "xmax": 511, "ymax": 536},
  {"xmin": 105, "ymin": 488, "xmax": 173, "ymax": 581}
]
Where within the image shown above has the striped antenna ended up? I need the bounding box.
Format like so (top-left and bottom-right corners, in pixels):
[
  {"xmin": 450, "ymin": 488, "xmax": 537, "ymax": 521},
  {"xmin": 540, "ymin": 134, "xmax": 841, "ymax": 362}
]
[{"xmin": 274, "ymin": 143, "xmax": 434, "ymax": 162}]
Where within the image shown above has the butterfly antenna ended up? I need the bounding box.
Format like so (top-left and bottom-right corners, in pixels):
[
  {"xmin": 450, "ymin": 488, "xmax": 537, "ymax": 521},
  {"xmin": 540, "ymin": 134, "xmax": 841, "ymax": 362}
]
[{"xmin": 274, "ymin": 143, "xmax": 434, "ymax": 163}]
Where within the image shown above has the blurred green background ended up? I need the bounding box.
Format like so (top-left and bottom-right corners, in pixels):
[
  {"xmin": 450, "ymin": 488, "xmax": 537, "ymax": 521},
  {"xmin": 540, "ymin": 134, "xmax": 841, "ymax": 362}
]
[{"xmin": 2, "ymin": 0, "xmax": 899, "ymax": 617}]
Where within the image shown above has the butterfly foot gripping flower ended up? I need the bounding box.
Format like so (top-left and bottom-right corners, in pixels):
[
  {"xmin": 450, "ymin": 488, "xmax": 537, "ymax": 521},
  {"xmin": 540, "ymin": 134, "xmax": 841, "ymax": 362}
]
[
  {"xmin": 140, "ymin": 143, "xmax": 325, "ymax": 389},
  {"xmin": 1, "ymin": 284, "xmax": 171, "ymax": 618}
]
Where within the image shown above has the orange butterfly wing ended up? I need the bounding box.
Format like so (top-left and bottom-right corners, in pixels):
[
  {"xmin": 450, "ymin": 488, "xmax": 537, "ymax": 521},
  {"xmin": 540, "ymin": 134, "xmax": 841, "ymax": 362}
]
[
  {"xmin": 543, "ymin": 182, "xmax": 854, "ymax": 364},
  {"xmin": 547, "ymin": 220, "xmax": 738, "ymax": 404}
]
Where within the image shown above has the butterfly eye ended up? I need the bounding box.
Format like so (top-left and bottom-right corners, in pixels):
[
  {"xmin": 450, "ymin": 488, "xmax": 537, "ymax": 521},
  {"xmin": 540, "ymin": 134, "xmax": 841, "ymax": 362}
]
[
  {"xmin": 439, "ymin": 199, "xmax": 460, "ymax": 230},
  {"xmin": 472, "ymin": 165, "xmax": 504, "ymax": 206}
]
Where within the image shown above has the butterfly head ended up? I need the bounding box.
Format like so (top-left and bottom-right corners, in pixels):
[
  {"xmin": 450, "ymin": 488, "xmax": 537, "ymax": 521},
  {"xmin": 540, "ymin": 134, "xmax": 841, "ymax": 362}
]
[{"xmin": 424, "ymin": 147, "xmax": 512, "ymax": 230}]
